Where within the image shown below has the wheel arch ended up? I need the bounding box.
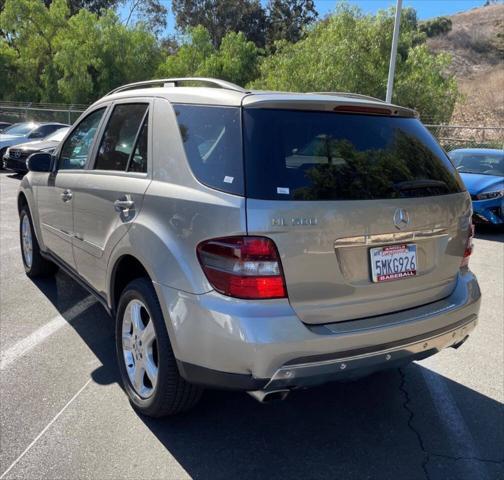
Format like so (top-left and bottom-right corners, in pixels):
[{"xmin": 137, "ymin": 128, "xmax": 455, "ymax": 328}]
[
  {"xmin": 110, "ymin": 254, "xmax": 152, "ymax": 313},
  {"xmin": 17, "ymin": 191, "xmax": 28, "ymax": 213},
  {"xmin": 108, "ymin": 251, "xmax": 185, "ymax": 359},
  {"xmin": 17, "ymin": 189, "xmax": 45, "ymax": 250}
]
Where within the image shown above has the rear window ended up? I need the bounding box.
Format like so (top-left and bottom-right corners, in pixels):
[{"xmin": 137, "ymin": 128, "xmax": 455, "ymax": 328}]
[
  {"xmin": 243, "ymin": 109, "xmax": 463, "ymax": 200},
  {"xmin": 174, "ymin": 105, "xmax": 244, "ymax": 195}
]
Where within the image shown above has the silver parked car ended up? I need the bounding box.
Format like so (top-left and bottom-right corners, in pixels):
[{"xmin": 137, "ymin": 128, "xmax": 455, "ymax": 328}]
[
  {"xmin": 0, "ymin": 122, "xmax": 69, "ymax": 159},
  {"xmin": 18, "ymin": 78, "xmax": 480, "ymax": 417}
]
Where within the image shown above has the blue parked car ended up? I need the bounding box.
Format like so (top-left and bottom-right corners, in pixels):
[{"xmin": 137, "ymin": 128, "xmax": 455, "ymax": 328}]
[{"xmin": 448, "ymin": 148, "xmax": 503, "ymax": 226}]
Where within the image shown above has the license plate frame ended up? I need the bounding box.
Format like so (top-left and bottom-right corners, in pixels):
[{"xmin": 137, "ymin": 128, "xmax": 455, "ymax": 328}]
[{"xmin": 370, "ymin": 244, "xmax": 417, "ymax": 283}]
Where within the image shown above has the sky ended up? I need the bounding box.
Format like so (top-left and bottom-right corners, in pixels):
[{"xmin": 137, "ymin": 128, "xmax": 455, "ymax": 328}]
[
  {"xmin": 315, "ymin": 0, "xmax": 489, "ymax": 19},
  {"xmin": 121, "ymin": 0, "xmax": 491, "ymax": 36},
  {"xmin": 315, "ymin": 0, "xmax": 485, "ymax": 20}
]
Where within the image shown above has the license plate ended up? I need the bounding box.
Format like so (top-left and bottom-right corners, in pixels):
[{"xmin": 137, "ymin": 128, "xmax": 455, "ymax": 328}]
[{"xmin": 370, "ymin": 244, "xmax": 417, "ymax": 283}]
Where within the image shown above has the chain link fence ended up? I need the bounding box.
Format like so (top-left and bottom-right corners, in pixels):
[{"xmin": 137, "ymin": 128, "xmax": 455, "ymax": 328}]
[
  {"xmin": 0, "ymin": 101, "xmax": 86, "ymax": 126},
  {"xmin": 425, "ymin": 124, "xmax": 504, "ymax": 152},
  {"xmin": 1, "ymin": 102, "xmax": 502, "ymax": 152}
]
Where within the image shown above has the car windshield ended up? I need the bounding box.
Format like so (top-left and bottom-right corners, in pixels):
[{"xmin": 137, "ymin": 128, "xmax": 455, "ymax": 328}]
[
  {"xmin": 449, "ymin": 151, "xmax": 504, "ymax": 176},
  {"xmin": 2, "ymin": 123, "xmax": 38, "ymax": 136},
  {"xmin": 45, "ymin": 127, "xmax": 70, "ymax": 142}
]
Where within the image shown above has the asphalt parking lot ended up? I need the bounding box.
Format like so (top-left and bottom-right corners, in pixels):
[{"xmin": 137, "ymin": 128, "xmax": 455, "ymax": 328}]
[{"xmin": 0, "ymin": 171, "xmax": 502, "ymax": 480}]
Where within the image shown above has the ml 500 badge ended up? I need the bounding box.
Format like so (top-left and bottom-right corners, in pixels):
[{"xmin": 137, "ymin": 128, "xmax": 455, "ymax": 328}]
[{"xmin": 272, "ymin": 217, "xmax": 318, "ymax": 227}]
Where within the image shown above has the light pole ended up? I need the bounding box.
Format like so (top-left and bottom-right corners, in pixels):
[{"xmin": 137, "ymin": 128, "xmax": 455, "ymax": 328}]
[{"xmin": 386, "ymin": 0, "xmax": 403, "ymax": 103}]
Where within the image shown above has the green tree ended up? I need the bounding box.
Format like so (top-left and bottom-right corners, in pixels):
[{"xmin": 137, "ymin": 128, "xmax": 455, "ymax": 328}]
[
  {"xmin": 266, "ymin": 0, "xmax": 318, "ymax": 46},
  {"xmin": 394, "ymin": 45, "xmax": 457, "ymax": 124},
  {"xmin": 419, "ymin": 17, "xmax": 452, "ymax": 38},
  {"xmin": 42, "ymin": 0, "xmax": 120, "ymax": 15},
  {"xmin": 199, "ymin": 31, "xmax": 260, "ymax": 86},
  {"xmin": 157, "ymin": 26, "xmax": 260, "ymax": 86},
  {"xmin": 122, "ymin": 0, "xmax": 168, "ymax": 36},
  {"xmin": 172, "ymin": 0, "xmax": 267, "ymax": 48},
  {"xmin": 157, "ymin": 26, "xmax": 214, "ymax": 78},
  {"xmin": 0, "ymin": 0, "xmax": 162, "ymax": 103},
  {"xmin": 251, "ymin": 4, "xmax": 457, "ymax": 123},
  {"xmin": 0, "ymin": 39, "xmax": 17, "ymax": 100},
  {"xmin": 54, "ymin": 9, "xmax": 162, "ymax": 103},
  {"xmin": 0, "ymin": 0, "xmax": 69, "ymax": 102},
  {"xmin": 42, "ymin": 0, "xmax": 167, "ymax": 32}
]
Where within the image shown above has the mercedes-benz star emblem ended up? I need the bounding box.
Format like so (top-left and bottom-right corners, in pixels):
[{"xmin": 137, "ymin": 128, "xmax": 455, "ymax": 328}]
[
  {"xmin": 393, "ymin": 208, "xmax": 410, "ymax": 230},
  {"xmin": 13, "ymin": 151, "xmax": 21, "ymax": 159}
]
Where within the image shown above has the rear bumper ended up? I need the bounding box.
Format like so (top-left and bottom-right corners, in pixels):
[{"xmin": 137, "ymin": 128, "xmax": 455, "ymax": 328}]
[
  {"xmin": 154, "ymin": 270, "xmax": 480, "ymax": 390},
  {"xmin": 261, "ymin": 315, "xmax": 476, "ymax": 391}
]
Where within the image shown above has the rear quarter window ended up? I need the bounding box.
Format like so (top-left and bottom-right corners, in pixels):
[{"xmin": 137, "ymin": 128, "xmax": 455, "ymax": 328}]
[
  {"xmin": 243, "ymin": 109, "xmax": 464, "ymax": 200},
  {"xmin": 174, "ymin": 105, "xmax": 244, "ymax": 195}
]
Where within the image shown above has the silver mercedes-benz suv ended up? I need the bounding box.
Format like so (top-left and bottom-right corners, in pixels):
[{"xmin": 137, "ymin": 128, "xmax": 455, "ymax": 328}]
[{"xmin": 18, "ymin": 78, "xmax": 480, "ymax": 417}]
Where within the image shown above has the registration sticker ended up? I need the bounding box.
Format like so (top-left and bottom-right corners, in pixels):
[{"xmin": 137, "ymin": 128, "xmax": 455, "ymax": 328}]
[{"xmin": 370, "ymin": 244, "xmax": 417, "ymax": 283}]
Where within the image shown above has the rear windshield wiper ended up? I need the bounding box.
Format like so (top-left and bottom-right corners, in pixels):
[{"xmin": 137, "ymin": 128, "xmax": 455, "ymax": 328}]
[{"xmin": 392, "ymin": 179, "xmax": 450, "ymax": 196}]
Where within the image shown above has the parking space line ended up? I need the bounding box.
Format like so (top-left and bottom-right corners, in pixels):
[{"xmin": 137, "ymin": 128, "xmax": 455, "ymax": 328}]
[
  {"xmin": 421, "ymin": 367, "xmax": 489, "ymax": 480},
  {"xmin": 0, "ymin": 295, "xmax": 96, "ymax": 370},
  {"xmin": 0, "ymin": 379, "xmax": 92, "ymax": 479}
]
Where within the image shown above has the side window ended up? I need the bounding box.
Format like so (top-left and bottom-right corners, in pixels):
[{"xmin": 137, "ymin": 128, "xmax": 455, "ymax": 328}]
[
  {"xmin": 29, "ymin": 125, "xmax": 50, "ymax": 139},
  {"xmin": 128, "ymin": 116, "xmax": 148, "ymax": 173},
  {"xmin": 40, "ymin": 125, "xmax": 57, "ymax": 136},
  {"xmin": 173, "ymin": 105, "xmax": 243, "ymax": 195},
  {"xmin": 94, "ymin": 104, "xmax": 148, "ymax": 172},
  {"xmin": 46, "ymin": 125, "xmax": 62, "ymax": 136},
  {"xmin": 59, "ymin": 108, "xmax": 106, "ymax": 170}
]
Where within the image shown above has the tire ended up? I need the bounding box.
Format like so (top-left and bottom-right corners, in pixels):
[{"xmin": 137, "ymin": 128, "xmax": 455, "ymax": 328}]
[
  {"xmin": 19, "ymin": 206, "xmax": 57, "ymax": 278},
  {"xmin": 116, "ymin": 277, "xmax": 203, "ymax": 417}
]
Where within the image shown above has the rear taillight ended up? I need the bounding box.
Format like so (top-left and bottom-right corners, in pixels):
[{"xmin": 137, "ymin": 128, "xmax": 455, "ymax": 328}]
[
  {"xmin": 460, "ymin": 224, "xmax": 474, "ymax": 268},
  {"xmin": 197, "ymin": 236, "xmax": 287, "ymax": 299}
]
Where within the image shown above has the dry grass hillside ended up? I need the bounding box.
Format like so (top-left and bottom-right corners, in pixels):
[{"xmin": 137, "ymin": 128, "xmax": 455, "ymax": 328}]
[{"xmin": 427, "ymin": 3, "xmax": 504, "ymax": 128}]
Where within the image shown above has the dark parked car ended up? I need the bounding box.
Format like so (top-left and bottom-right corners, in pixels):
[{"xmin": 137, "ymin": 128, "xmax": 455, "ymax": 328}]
[
  {"xmin": 3, "ymin": 127, "xmax": 70, "ymax": 173},
  {"xmin": 0, "ymin": 122, "xmax": 12, "ymax": 132}
]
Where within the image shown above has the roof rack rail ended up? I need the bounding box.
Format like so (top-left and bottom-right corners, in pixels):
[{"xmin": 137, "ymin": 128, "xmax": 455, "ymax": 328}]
[
  {"xmin": 308, "ymin": 92, "xmax": 385, "ymax": 103},
  {"xmin": 106, "ymin": 77, "xmax": 247, "ymax": 96}
]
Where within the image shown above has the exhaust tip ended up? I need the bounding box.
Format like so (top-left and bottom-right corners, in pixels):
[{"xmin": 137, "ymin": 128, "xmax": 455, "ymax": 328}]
[
  {"xmin": 451, "ymin": 334, "xmax": 470, "ymax": 350},
  {"xmin": 248, "ymin": 389, "xmax": 290, "ymax": 404}
]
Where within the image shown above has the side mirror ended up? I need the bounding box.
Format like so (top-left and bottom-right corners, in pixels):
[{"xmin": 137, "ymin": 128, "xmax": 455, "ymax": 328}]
[{"xmin": 27, "ymin": 152, "xmax": 53, "ymax": 172}]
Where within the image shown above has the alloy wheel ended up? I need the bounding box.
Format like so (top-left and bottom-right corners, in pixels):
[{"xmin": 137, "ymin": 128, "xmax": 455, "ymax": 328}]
[
  {"xmin": 21, "ymin": 214, "xmax": 33, "ymax": 268},
  {"xmin": 121, "ymin": 299, "xmax": 159, "ymax": 398}
]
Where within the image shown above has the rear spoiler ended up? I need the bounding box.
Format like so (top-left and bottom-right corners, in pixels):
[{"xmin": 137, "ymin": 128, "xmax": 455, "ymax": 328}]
[{"xmin": 242, "ymin": 94, "xmax": 417, "ymax": 118}]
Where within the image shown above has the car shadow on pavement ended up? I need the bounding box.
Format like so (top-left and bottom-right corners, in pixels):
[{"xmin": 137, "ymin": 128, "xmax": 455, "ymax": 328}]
[
  {"xmin": 140, "ymin": 368, "xmax": 503, "ymax": 480},
  {"xmin": 32, "ymin": 270, "xmax": 119, "ymax": 387},
  {"xmin": 474, "ymin": 225, "xmax": 504, "ymax": 242},
  {"xmin": 33, "ymin": 270, "xmax": 504, "ymax": 480},
  {"xmin": 4, "ymin": 172, "xmax": 25, "ymax": 180}
]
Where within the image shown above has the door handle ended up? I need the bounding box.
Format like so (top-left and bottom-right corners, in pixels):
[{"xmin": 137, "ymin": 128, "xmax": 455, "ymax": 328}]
[
  {"xmin": 61, "ymin": 189, "xmax": 72, "ymax": 202},
  {"xmin": 114, "ymin": 196, "xmax": 135, "ymax": 214}
]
